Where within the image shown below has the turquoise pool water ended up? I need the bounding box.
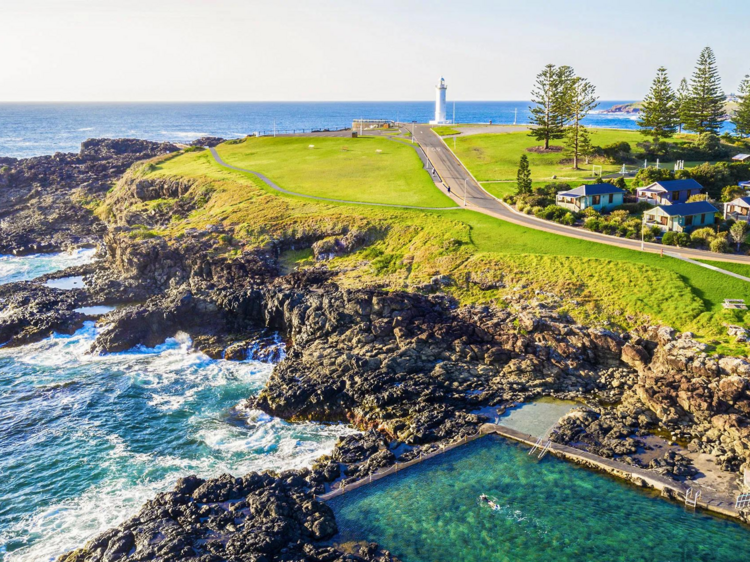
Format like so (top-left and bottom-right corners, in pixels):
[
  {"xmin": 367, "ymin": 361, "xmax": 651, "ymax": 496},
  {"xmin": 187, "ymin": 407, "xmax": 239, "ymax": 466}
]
[{"xmin": 329, "ymin": 436, "xmax": 750, "ymax": 562}]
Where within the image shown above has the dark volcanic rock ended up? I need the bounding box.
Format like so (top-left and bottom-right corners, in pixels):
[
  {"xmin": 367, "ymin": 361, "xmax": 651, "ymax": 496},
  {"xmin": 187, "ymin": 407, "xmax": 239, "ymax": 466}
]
[{"xmin": 0, "ymin": 138, "xmax": 179, "ymax": 255}]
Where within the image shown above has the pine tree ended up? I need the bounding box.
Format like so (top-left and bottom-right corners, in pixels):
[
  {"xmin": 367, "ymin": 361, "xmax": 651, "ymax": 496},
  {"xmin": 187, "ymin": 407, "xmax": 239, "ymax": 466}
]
[
  {"xmin": 563, "ymin": 76, "xmax": 598, "ymax": 169},
  {"xmin": 676, "ymin": 78, "xmax": 690, "ymax": 134},
  {"xmin": 638, "ymin": 67, "xmax": 679, "ymax": 142},
  {"xmin": 732, "ymin": 74, "xmax": 750, "ymax": 138},
  {"xmin": 579, "ymin": 127, "xmax": 593, "ymax": 164},
  {"xmin": 528, "ymin": 64, "xmax": 572, "ymax": 149},
  {"xmin": 683, "ymin": 47, "xmax": 725, "ymax": 134},
  {"xmin": 516, "ymin": 154, "xmax": 532, "ymax": 195}
]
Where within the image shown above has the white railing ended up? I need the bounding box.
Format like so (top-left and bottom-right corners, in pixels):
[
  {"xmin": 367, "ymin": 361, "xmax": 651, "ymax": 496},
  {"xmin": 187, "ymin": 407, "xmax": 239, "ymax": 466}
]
[
  {"xmin": 736, "ymin": 493, "xmax": 750, "ymax": 510},
  {"xmin": 685, "ymin": 488, "xmax": 701, "ymax": 508}
]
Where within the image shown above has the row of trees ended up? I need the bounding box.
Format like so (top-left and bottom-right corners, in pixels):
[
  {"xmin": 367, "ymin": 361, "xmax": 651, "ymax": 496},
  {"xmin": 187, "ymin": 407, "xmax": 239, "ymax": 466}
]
[
  {"xmin": 528, "ymin": 64, "xmax": 598, "ymax": 168},
  {"xmin": 529, "ymin": 48, "xmax": 750, "ymax": 159},
  {"xmin": 638, "ymin": 47, "xmax": 750, "ymax": 141}
]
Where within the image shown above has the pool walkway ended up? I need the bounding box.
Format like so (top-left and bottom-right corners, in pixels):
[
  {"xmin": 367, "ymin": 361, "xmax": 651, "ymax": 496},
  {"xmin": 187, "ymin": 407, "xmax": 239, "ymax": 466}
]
[{"xmin": 318, "ymin": 423, "xmax": 747, "ymax": 524}]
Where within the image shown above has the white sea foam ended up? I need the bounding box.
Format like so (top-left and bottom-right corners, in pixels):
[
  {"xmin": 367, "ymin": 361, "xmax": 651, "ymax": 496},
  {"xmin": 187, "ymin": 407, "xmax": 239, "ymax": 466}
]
[
  {"xmin": 0, "ymin": 248, "xmax": 96, "ymax": 286},
  {"xmin": 0, "ymin": 322, "xmax": 355, "ymax": 562}
]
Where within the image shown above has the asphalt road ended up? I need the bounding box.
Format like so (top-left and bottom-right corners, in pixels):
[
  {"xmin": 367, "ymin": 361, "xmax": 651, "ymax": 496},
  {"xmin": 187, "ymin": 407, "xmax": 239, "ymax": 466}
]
[{"xmin": 412, "ymin": 124, "xmax": 750, "ymax": 266}]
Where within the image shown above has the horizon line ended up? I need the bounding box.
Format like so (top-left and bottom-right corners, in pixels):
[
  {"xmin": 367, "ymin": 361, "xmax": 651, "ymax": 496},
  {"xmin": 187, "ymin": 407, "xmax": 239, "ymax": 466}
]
[{"xmin": 0, "ymin": 99, "xmax": 638, "ymax": 104}]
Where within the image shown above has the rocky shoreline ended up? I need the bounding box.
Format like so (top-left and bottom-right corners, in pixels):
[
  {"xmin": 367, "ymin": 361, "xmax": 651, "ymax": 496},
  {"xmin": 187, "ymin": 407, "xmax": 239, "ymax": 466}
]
[{"xmin": 1, "ymin": 139, "xmax": 749, "ymax": 561}]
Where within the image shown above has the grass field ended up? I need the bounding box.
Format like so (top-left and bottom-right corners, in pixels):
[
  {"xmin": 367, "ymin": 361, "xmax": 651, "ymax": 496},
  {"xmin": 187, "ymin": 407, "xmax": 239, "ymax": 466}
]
[
  {"xmin": 450, "ymin": 128, "xmax": 697, "ymax": 182},
  {"xmin": 116, "ymin": 145, "xmax": 750, "ymax": 352},
  {"xmin": 213, "ymin": 136, "xmax": 454, "ymax": 208},
  {"xmin": 432, "ymin": 126, "xmax": 461, "ymax": 136}
]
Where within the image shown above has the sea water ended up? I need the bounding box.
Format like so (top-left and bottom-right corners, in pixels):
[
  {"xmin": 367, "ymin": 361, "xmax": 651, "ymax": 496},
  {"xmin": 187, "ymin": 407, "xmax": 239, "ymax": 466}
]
[
  {"xmin": 330, "ymin": 436, "xmax": 750, "ymax": 562},
  {"xmin": 0, "ymin": 248, "xmax": 96, "ymax": 286},
  {"xmin": 0, "ymin": 256, "xmax": 354, "ymax": 561},
  {"xmin": 0, "ymin": 101, "xmax": 688, "ymax": 159}
]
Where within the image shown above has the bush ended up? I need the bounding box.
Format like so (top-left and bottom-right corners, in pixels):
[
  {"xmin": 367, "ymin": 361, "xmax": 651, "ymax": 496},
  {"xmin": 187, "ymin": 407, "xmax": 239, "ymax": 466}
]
[
  {"xmin": 604, "ymin": 176, "xmax": 628, "ymax": 190},
  {"xmin": 609, "ymin": 209, "xmax": 630, "ymax": 224},
  {"xmin": 535, "ymin": 204, "xmax": 571, "ymax": 222},
  {"xmin": 686, "ymin": 193, "xmax": 709, "ymax": 202},
  {"xmin": 675, "ymin": 232, "xmax": 691, "ymax": 247},
  {"xmin": 722, "ymin": 185, "xmax": 744, "ymax": 202},
  {"xmin": 696, "ymin": 133, "xmax": 722, "ymax": 156},
  {"xmin": 612, "ymin": 201, "xmax": 653, "ymax": 214},
  {"xmin": 503, "ymin": 194, "xmax": 517, "ymax": 205},
  {"xmin": 710, "ymin": 237, "xmax": 730, "ymax": 253},
  {"xmin": 690, "ymin": 227, "xmax": 716, "ymax": 246},
  {"xmin": 561, "ymin": 212, "xmax": 576, "ymax": 226},
  {"xmin": 633, "ymin": 167, "xmax": 674, "ymax": 188},
  {"xmin": 583, "ymin": 207, "xmax": 601, "ymax": 218},
  {"xmin": 584, "ymin": 217, "xmax": 602, "ymax": 232},
  {"xmin": 642, "ymin": 226, "xmax": 656, "ymax": 242},
  {"xmin": 661, "ymin": 231, "xmax": 677, "ymax": 246}
]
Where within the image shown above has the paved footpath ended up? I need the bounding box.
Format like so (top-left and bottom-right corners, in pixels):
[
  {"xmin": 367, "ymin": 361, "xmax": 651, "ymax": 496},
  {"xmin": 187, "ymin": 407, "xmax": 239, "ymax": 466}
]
[
  {"xmin": 209, "ymin": 147, "xmax": 460, "ymax": 211},
  {"xmin": 413, "ymin": 124, "xmax": 750, "ymax": 267}
]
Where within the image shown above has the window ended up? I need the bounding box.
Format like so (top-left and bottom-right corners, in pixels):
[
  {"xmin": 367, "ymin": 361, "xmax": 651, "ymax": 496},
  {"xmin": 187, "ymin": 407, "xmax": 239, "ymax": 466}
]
[
  {"xmin": 686, "ymin": 190, "xmax": 691, "ymax": 198},
  {"xmin": 672, "ymin": 191, "xmax": 679, "ymax": 201},
  {"xmin": 608, "ymin": 194, "xmax": 614, "ymax": 204},
  {"xmin": 685, "ymin": 215, "xmax": 693, "ymax": 226},
  {"xmin": 701, "ymin": 214, "xmax": 706, "ymax": 224},
  {"xmin": 660, "ymin": 216, "xmax": 668, "ymax": 225},
  {"xmin": 593, "ymin": 195, "xmax": 600, "ymax": 205}
]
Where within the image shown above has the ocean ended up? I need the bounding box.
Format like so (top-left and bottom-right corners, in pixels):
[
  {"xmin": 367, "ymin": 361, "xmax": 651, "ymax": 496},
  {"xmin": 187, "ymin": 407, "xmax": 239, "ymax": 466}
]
[
  {"xmin": 0, "ymin": 101, "xmax": 651, "ymax": 159},
  {"xmin": 0, "ymin": 254, "xmax": 354, "ymax": 562}
]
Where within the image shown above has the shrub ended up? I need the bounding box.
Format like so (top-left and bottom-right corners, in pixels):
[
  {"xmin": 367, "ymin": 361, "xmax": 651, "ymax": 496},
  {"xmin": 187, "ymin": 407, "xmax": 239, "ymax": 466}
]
[
  {"xmin": 612, "ymin": 202, "xmax": 652, "ymax": 214},
  {"xmin": 503, "ymin": 194, "xmax": 517, "ymax": 205},
  {"xmin": 583, "ymin": 207, "xmax": 601, "ymax": 218},
  {"xmin": 710, "ymin": 237, "xmax": 730, "ymax": 253},
  {"xmin": 604, "ymin": 176, "xmax": 628, "ymax": 190},
  {"xmin": 633, "ymin": 167, "xmax": 674, "ymax": 188},
  {"xmin": 661, "ymin": 231, "xmax": 677, "ymax": 246},
  {"xmin": 584, "ymin": 217, "xmax": 602, "ymax": 232},
  {"xmin": 535, "ymin": 204, "xmax": 570, "ymax": 222},
  {"xmin": 675, "ymin": 232, "xmax": 691, "ymax": 247},
  {"xmin": 722, "ymin": 185, "xmax": 745, "ymax": 202},
  {"xmin": 617, "ymin": 224, "xmax": 629, "ymax": 237},
  {"xmin": 642, "ymin": 226, "xmax": 656, "ymax": 242},
  {"xmin": 690, "ymin": 227, "xmax": 716, "ymax": 246},
  {"xmin": 686, "ymin": 193, "xmax": 709, "ymax": 202},
  {"xmin": 696, "ymin": 132, "xmax": 722, "ymax": 156},
  {"xmin": 609, "ymin": 209, "xmax": 630, "ymax": 224},
  {"xmin": 561, "ymin": 212, "xmax": 576, "ymax": 226}
]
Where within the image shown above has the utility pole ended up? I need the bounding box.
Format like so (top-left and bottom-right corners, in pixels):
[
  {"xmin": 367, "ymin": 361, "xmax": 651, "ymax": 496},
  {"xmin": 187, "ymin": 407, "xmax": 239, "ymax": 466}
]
[
  {"xmin": 514, "ymin": 108, "xmax": 517, "ymax": 125},
  {"xmin": 641, "ymin": 215, "xmax": 645, "ymax": 251},
  {"xmin": 411, "ymin": 122, "xmax": 415, "ymax": 144},
  {"xmin": 464, "ymin": 178, "xmax": 468, "ymax": 207},
  {"xmin": 273, "ymin": 120, "xmax": 276, "ymax": 137},
  {"xmin": 453, "ymin": 101, "xmax": 456, "ymax": 125}
]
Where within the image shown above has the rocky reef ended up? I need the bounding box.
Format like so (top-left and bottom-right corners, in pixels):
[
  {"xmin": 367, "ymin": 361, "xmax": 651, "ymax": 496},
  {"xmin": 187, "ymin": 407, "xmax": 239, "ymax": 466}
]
[{"xmin": 0, "ymin": 138, "xmax": 178, "ymax": 255}]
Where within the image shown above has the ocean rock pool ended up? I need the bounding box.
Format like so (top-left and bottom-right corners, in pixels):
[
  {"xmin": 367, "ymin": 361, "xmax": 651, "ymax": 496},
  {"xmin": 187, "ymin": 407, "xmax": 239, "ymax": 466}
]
[{"xmin": 329, "ymin": 435, "xmax": 750, "ymax": 562}]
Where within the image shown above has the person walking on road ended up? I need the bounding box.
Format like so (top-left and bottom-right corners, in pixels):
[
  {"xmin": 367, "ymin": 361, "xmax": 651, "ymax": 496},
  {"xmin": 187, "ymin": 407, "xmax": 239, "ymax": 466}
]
[{"xmin": 447, "ymin": 186, "xmax": 451, "ymax": 194}]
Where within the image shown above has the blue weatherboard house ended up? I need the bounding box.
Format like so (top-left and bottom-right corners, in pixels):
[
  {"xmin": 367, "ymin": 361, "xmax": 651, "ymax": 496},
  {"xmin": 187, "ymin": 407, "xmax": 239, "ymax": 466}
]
[
  {"xmin": 556, "ymin": 184, "xmax": 625, "ymax": 212},
  {"xmin": 643, "ymin": 201, "xmax": 718, "ymax": 232}
]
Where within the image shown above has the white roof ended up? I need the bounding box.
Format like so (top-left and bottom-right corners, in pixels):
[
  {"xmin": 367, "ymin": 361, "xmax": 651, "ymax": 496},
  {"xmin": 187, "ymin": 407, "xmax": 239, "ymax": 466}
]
[{"xmin": 732, "ymin": 154, "xmax": 750, "ymax": 161}]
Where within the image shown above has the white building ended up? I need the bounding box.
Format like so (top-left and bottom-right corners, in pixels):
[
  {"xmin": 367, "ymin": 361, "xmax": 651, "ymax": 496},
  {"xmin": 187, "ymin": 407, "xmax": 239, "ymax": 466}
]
[{"xmin": 429, "ymin": 77, "xmax": 451, "ymax": 125}]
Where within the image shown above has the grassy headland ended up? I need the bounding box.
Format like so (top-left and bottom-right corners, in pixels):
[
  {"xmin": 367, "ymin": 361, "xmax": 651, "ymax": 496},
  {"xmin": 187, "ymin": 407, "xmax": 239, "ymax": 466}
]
[{"xmin": 102, "ymin": 142, "xmax": 750, "ymax": 353}]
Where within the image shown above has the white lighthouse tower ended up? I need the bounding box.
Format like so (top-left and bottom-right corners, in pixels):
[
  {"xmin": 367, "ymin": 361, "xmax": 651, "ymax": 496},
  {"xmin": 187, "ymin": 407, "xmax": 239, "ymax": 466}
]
[{"xmin": 430, "ymin": 77, "xmax": 449, "ymax": 124}]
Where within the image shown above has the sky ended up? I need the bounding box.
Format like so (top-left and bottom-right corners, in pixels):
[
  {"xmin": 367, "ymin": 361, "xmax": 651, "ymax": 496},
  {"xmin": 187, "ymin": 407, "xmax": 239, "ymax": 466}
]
[{"xmin": 2, "ymin": 0, "xmax": 748, "ymax": 102}]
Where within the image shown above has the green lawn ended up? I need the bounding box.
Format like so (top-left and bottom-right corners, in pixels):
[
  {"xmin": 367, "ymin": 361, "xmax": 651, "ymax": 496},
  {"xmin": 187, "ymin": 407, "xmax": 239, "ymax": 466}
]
[
  {"xmin": 122, "ymin": 145, "xmax": 750, "ymax": 350},
  {"xmin": 451, "ymin": 128, "xmax": 697, "ymax": 182},
  {"xmin": 214, "ymin": 136, "xmax": 454, "ymax": 208},
  {"xmin": 432, "ymin": 126, "xmax": 461, "ymax": 136}
]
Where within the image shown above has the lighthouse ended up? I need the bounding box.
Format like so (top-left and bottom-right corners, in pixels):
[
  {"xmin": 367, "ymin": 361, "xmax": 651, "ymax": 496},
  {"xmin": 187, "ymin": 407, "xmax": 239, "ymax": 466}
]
[{"xmin": 430, "ymin": 77, "xmax": 449, "ymax": 124}]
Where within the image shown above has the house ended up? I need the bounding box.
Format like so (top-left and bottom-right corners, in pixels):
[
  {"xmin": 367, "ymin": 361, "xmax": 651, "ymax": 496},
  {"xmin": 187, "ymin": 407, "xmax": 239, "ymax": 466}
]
[
  {"xmin": 636, "ymin": 179, "xmax": 704, "ymax": 205},
  {"xmin": 739, "ymin": 180, "xmax": 750, "ymax": 193},
  {"xmin": 725, "ymin": 196, "xmax": 750, "ymax": 221},
  {"xmin": 644, "ymin": 201, "xmax": 718, "ymax": 232},
  {"xmin": 732, "ymin": 154, "xmax": 750, "ymax": 162},
  {"xmin": 556, "ymin": 184, "xmax": 625, "ymax": 212}
]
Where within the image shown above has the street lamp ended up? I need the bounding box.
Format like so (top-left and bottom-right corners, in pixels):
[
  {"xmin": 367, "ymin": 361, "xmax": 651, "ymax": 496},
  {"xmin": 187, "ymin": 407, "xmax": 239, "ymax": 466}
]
[
  {"xmin": 641, "ymin": 214, "xmax": 645, "ymax": 251},
  {"xmin": 464, "ymin": 178, "xmax": 468, "ymax": 207}
]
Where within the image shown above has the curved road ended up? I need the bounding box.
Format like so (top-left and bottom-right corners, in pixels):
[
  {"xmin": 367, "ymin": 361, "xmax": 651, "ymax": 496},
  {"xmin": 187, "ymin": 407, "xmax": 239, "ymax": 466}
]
[
  {"xmin": 209, "ymin": 147, "xmax": 460, "ymax": 211},
  {"xmin": 412, "ymin": 124, "xmax": 750, "ymax": 266}
]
